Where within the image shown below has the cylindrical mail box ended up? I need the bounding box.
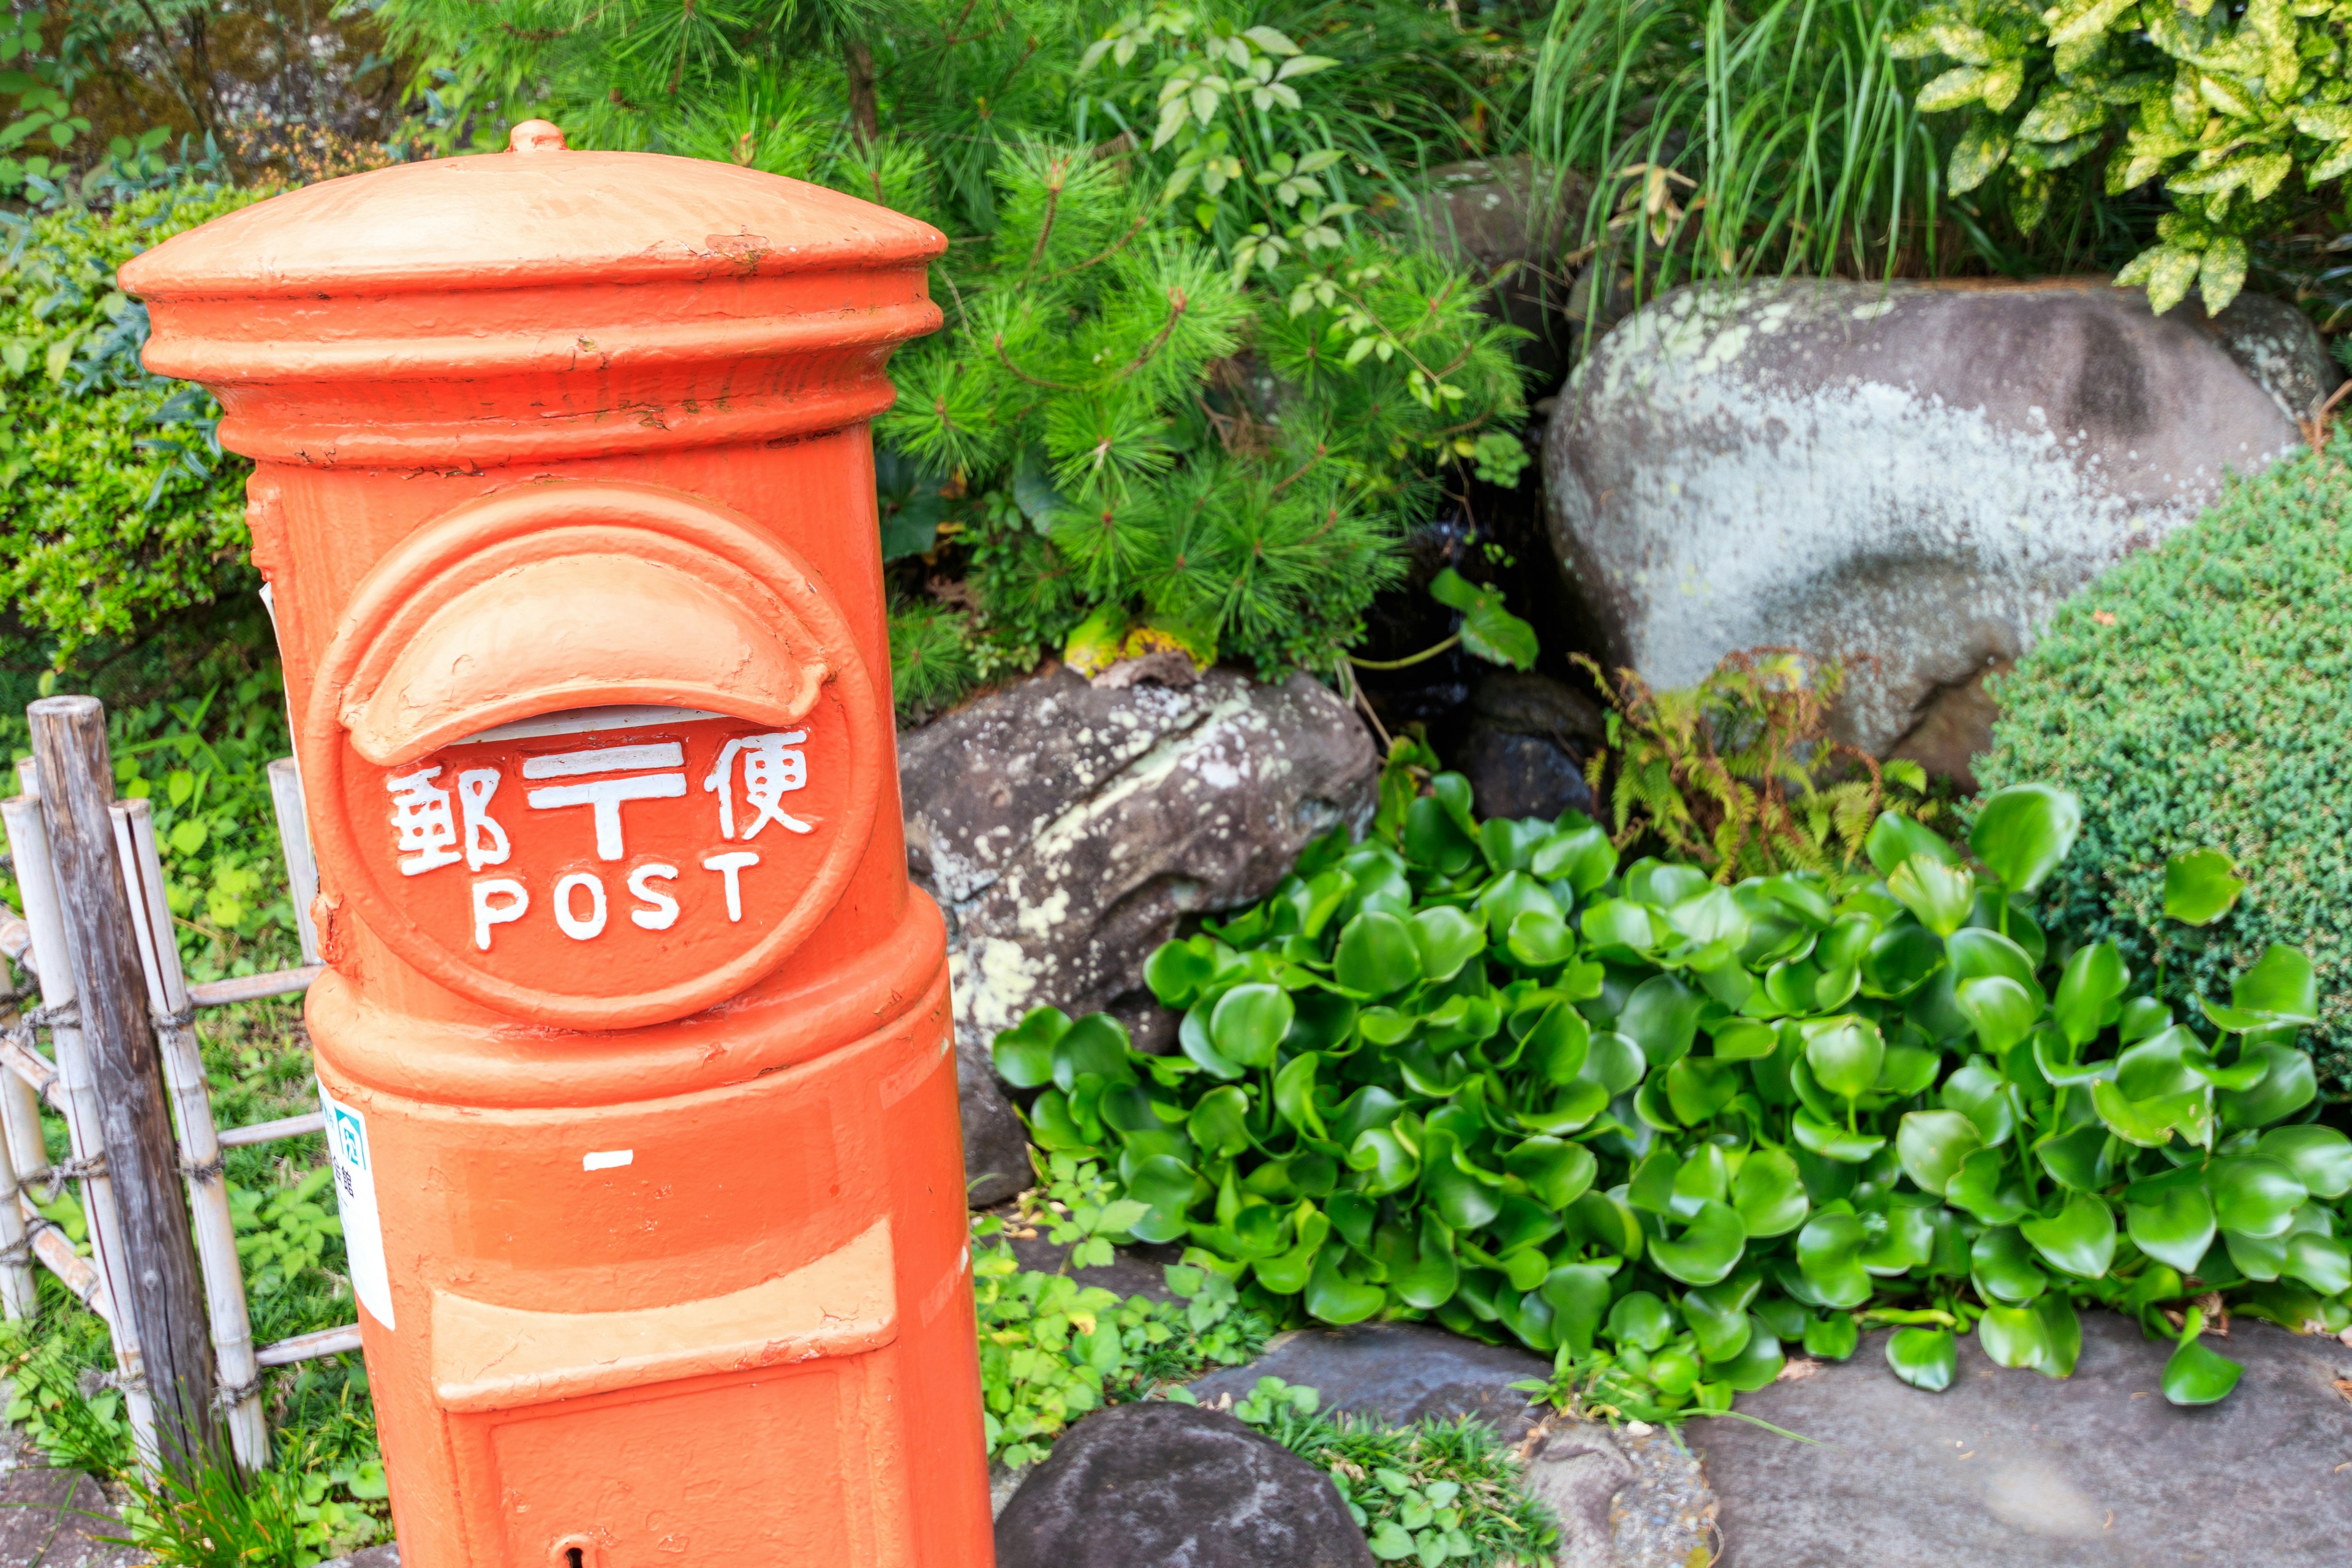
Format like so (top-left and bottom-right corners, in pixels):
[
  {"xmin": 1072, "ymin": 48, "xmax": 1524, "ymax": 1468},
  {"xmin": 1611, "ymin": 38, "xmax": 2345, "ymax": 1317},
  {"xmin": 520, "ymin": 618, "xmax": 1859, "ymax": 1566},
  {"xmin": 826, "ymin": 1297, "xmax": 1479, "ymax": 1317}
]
[{"xmin": 121, "ymin": 121, "xmax": 990, "ymax": 1567}]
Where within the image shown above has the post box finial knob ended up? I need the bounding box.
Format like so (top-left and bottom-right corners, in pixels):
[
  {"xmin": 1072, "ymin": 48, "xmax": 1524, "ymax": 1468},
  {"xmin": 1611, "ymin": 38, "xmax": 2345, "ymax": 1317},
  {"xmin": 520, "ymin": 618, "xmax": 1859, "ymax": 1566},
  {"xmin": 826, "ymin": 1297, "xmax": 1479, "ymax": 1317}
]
[{"xmin": 509, "ymin": 119, "xmax": 568, "ymax": 155}]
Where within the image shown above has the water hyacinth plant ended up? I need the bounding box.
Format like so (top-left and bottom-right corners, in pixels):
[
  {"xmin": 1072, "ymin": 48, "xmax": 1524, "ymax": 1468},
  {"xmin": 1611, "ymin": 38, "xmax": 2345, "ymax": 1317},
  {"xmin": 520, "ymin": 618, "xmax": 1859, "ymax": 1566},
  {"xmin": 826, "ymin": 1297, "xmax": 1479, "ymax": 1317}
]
[{"xmin": 993, "ymin": 760, "xmax": 2350, "ymax": 1420}]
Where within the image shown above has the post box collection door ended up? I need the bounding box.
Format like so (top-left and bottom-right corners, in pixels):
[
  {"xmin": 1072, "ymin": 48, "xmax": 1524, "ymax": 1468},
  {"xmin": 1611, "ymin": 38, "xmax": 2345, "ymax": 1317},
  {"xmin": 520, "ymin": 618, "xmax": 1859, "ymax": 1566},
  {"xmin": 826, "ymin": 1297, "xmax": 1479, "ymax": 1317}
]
[{"xmin": 121, "ymin": 121, "xmax": 992, "ymax": 1567}]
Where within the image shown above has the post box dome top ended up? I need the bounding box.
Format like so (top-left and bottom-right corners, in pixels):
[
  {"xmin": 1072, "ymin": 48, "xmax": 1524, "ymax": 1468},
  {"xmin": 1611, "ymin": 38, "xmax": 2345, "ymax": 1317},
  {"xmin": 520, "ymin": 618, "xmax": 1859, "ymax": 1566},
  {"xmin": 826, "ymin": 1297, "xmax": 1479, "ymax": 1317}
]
[{"xmin": 119, "ymin": 120, "xmax": 946, "ymax": 300}]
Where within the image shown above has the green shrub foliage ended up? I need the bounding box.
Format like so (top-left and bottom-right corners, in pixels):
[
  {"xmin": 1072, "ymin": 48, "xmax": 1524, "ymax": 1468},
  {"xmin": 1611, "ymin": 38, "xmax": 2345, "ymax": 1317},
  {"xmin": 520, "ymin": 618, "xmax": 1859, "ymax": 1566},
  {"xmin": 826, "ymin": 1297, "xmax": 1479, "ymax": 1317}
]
[
  {"xmin": 997, "ymin": 758, "xmax": 2351, "ymax": 1419},
  {"xmin": 1893, "ymin": 0, "xmax": 2352, "ymax": 314},
  {"xmin": 1981, "ymin": 434, "xmax": 2352, "ymax": 1091},
  {"xmin": 0, "ymin": 183, "xmax": 266, "ymax": 660},
  {"xmin": 374, "ymin": 0, "xmax": 1529, "ymax": 704}
]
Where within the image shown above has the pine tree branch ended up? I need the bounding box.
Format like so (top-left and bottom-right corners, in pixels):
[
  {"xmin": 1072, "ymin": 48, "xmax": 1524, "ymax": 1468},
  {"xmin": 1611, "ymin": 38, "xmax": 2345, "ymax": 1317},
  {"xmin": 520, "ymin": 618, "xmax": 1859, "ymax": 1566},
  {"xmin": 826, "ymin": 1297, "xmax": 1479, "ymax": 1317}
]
[{"xmin": 993, "ymin": 333, "xmax": 1080, "ymax": 391}]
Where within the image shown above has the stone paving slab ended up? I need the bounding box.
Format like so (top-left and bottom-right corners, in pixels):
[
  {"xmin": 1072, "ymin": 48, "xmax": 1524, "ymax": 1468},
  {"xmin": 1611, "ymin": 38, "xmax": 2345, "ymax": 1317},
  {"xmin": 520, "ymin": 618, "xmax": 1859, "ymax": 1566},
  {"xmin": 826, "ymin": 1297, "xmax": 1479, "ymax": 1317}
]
[
  {"xmin": 0, "ymin": 1430, "xmax": 138, "ymax": 1568},
  {"xmin": 1688, "ymin": 1311, "xmax": 2352, "ymax": 1568}
]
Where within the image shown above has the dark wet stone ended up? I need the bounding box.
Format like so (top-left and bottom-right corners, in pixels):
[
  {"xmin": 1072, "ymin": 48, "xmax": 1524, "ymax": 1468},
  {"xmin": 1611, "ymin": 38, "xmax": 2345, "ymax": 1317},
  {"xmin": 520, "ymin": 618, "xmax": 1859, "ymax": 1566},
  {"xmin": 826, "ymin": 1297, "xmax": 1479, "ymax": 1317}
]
[
  {"xmin": 1687, "ymin": 1310, "xmax": 2352, "ymax": 1567},
  {"xmin": 1187, "ymin": 1322, "xmax": 1553, "ymax": 1442},
  {"xmin": 994, "ymin": 1401, "xmax": 1374, "ymax": 1568}
]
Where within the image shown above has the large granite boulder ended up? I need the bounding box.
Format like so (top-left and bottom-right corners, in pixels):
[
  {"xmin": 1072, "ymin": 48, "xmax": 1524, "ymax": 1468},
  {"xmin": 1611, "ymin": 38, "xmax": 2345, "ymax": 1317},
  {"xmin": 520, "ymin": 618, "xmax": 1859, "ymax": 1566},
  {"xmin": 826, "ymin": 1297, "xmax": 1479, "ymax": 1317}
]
[
  {"xmin": 1690, "ymin": 1311, "xmax": 2352, "ymax": 1566},
  {"xmin": 1544, "ymin": 279, "xmax": 2338, "ymax": 786},
  {"xmin": 902, "ymin": 663, "xmax": 1378, "ymax": 1204},
  {"xmin": 994, "ymin": 1401, "xmax": 1376, "ymax": 1568}
]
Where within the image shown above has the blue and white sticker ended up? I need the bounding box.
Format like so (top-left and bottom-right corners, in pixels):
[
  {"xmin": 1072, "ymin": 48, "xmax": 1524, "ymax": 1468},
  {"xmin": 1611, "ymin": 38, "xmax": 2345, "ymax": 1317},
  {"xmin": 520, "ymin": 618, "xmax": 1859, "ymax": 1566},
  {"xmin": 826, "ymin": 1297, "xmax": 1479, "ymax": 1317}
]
[{"xmin": 319, "ymin": 1085, "xmax": 394, "ymax": 1331}]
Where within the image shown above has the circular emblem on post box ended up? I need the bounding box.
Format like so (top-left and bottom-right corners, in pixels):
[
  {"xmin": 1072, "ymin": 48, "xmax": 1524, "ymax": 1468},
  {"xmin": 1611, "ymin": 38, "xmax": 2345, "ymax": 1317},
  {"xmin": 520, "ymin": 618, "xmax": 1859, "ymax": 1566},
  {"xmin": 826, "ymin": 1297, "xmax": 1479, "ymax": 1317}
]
[{"xmin": 304, "ymin": 481, "xmax": 882, "ymax": 1029}]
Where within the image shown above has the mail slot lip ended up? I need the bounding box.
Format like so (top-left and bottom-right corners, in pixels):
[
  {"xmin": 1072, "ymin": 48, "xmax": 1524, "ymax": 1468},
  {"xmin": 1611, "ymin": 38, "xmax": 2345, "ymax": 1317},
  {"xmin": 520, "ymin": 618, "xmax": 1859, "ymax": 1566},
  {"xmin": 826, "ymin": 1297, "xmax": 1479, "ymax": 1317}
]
[
  {"xmin": 302, "ymin": 480, "xmax": 883, "ymax": 1031},
  {"xmin": 428, "ymin": 1217, "xmax": 899, "ymax": 1413}
]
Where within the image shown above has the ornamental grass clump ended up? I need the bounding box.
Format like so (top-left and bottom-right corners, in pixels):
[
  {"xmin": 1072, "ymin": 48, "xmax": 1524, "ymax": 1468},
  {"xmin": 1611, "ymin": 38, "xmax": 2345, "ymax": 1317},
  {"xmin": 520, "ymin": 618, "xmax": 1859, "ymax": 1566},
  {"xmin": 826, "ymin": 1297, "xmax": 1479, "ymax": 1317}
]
[
  {"xmin": 995, "ymin": 749, "xmax": 2351, "ymax": 1421},
  {"xmin": 1980, "ymin": 429, "xmax": 2352, "ymax": 1092}
]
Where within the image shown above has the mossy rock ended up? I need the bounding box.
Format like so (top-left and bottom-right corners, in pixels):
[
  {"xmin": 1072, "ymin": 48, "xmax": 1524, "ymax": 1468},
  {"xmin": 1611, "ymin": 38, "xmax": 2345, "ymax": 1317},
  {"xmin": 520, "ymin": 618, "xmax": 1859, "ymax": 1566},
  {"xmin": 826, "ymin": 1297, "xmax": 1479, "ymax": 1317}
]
[{"xmin": 1980, "ymin": 432, "xmax": 2352, "ymax": 1090}]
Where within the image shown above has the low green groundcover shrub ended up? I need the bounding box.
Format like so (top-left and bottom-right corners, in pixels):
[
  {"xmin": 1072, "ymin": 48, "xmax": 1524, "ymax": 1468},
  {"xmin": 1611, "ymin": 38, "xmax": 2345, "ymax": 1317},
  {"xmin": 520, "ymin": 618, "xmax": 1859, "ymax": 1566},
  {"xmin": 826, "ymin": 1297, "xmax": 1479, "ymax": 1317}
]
[
  {"xmin": 997, "ymin": 751, "xmax": 2351, "ymax": 1422},
  {"xmin": 1981, "ymin": 432, "xmax": 2352, "ymax": 1093},
  {"xmin": 0, "ymin": 182, "xmax": 268, "ymax": 662}
]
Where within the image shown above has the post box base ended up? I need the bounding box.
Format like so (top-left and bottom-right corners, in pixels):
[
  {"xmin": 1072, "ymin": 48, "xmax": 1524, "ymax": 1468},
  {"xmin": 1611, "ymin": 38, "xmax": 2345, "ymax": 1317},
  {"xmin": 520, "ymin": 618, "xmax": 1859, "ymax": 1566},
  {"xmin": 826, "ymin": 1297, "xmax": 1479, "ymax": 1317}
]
[{"xmin": 307, "ymin": 942, "xmax": 992, "ymax": 1568}]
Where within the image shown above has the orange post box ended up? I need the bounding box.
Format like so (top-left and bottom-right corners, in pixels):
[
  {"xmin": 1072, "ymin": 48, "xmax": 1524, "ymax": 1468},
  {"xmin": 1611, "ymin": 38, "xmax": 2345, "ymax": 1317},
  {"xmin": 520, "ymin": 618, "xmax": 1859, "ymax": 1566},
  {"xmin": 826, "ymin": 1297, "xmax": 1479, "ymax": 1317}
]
[{"xmin": 121, "ymin": 122, "xmax": 992, "ymax": 1567}]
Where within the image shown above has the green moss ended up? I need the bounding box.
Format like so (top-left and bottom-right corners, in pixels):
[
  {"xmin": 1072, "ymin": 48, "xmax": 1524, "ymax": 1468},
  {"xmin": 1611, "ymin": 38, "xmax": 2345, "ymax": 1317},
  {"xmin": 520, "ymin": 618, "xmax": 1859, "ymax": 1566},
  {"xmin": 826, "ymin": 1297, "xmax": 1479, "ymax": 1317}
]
[{"xmin": 1978, "ymin": 432, "xmax": 2352, "ymax": 1091}]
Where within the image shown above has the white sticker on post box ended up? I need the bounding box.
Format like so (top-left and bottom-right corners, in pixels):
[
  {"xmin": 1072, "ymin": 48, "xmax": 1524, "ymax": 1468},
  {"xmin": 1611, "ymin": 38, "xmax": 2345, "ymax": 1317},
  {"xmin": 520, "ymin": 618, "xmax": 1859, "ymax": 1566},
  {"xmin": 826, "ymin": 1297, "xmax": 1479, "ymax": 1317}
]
[{"xmin": 320, "ymin": 1087, "xmax": 395, "ymax": 1331}]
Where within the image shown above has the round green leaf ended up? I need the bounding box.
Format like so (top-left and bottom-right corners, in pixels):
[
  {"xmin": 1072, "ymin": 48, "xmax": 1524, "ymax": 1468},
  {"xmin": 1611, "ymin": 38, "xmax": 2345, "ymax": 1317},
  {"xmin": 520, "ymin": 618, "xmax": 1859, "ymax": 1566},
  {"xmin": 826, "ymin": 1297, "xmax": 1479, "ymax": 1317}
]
[
  {"xmin": 2285, "ymin": 1232, "xmax": 2352, "ymax": 1295},
  {"xmin": 1795, "ymin": 1213, "xmax": 1872, "ymax": 1308},
  {"xmin": 991, "ymin": 1005, "xmax": 1072, "ymax": 1088},
  {"xmin": 2206, "ymin": 1156, "xmax": 2306, "ymax": 1239},
  {"xmin": 1056, "ymin": 1012, "xmax": 1134, "ymax": 1090},
  {"xmin": 1864, "ymin": 923, "xmax": 1946, "ymax": 998},
  {"xmin": 1621, "ymin": 973, "xmax": 1705, "ymax": 1068},
  {"xmin": 1126, "ymin": 1153, "xmax": 1199, "ymax": 1212},
  {"xmin": 1886, "ymin": 1327, "xmax": 1956, "ymax": 1392},
  {"xmin": 2162, "ymin": 1335, "xmax": 2242, "ymax": 1405},
  {"xmin": 1866, "ymin": 811, "xmax": 1958, "ymax": 878},
  {"xmin": 1732, "ymin": 1146, "xmax": 1811, "ymax": 1238},
  {"xmin": 1969, "ymin": 783, "xmax": 2081, "ymax": 894},
  {"xmin": 2257, "ymin": 1125, "xmax": 2352, "ymax": 1199},
  {"xmin": 1956, "ymin": 975, "xmax": 2038, "ymax": 1057},
  {"xmin": 2231, "ymin": 944, "xmax": 2317, "ymax": 1023},
  {"xmin": 2219, "ymin": 1043, "xmax": 2316, "ymax": 1128},
  {"xmin": 2035, "ymin": 1121, "xmax": 2116, "ymax": 1192},
  {"xmin": 1526, "ymin": 1002, "xmax": 1592, "ymax": 1085},
  {"xmin": 1424, "ymin": 1152, "xmax": 1502, "ymax": 1232},
  {"xmin": 1334, "ymin": 910, "xmax": 1423, "ymax": 995},
  {"xmin": 1581, "ymin": 1030, "xmax": 1649, "ymax": 1096},
  {"xmin": 2019, "ymin": 1192, "xmax": 2116, "ymax": 1280},
  {"xmin": 1542, "ymin": 1264, "xmax": 1613, "ymax": 1355},
  {"xmin": 1716, "ymin": 1321, "xmax": 1786, "ymax": 1392},
  {"xmin": 1605, "ymin": 1290, "xmax": 1675, "ymax": 1351},
  {"xmin": 1947, "ymin": 1146, "xmax": 2030, "ymax": 1224},
  {"xmin": 1411, "ymin": 904, "xmax": 1487, "ymax": 983},
  {"xmin": 1804, "ymin": 1017, "xmax": 1885, "ymax": 1101},
  {"xmin": 1897, "ymin": 1110, "xmax": 1985, "ymax": 1197},
  {"xmin": 1532, "ymin": 821, "xmax": 1616, "ymax": 894},
  {"xmin": 1792, "ymin": 1109, "xmax": 1887, "ymax": 1164},
  {"xmin": 2053, "ymin": 941, "xmax": 2128, "ymax": 1047},
  {"xmin": 1212, "ymin": 983, "xmax": 1294, "ymax": 1069},
  {"xmin": 1970, "ymin": 1224, "xmax": 2048, "ymax": 1304},
  {"xmin": 1503, "ymin": 1136, "xmax": 1598, "ymax": 1209},
  {"xmin": 1888, "ymin": 854, "xmax": 1975, "ymax": 936},
  {"xmin": 1305, "ymin": 1243, "xmax": 1386, "ymax": 1325},
  {"xmin": 1681, "ymin": 1279, "xmax": 1757, "ymax": 1362},
  {"xmin": 1801, "ymin": 1311, "xmax": 1860, "ymax": 1360},
  {"xmin": 1975, "ymin": 1300, "xmax": 2053, "ymax": 1371},
  {"xmin": 1145, "ymin": 938, "xmax": 1219, "ymax": 1008},
  {"xmin": 1649, "ymin": 1199, "xmax": 1747, "ymax": 1287},
  {"xmin": 1186, "ymin": 1085, "xmax": 1253, "ymax": 1157},
  {"xmin": 1665, "ymin": 1057, "xmax": 1741, "ymax": 1126},
  {"xmin": 1390, "ymin": 1208, "xmax": 1461, "ymax": 1310},
  {"xmin": 2163, "ymin": 848, "xmax": 2245, "ymax": 927},
  {"xmin": 1507, "ymin": 908, "xmax": 1575, "ymax": 968},
  {"xmin": 1178, "ymin": 1006, "xmax": 1247, "ymax": 1080},
  {"xmin": 1347, "ymin": 1126, "xmax": 1419, "ymax": 1195},
  {"xmin": 2124, "ymin": 1181, "xmax": 2216, "ymax": 1274}
]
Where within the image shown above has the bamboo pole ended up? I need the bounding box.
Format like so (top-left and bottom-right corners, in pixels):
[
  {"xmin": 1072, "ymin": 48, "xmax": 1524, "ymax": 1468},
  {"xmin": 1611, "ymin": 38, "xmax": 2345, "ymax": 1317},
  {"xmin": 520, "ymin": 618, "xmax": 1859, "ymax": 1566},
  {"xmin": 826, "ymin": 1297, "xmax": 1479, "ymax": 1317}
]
[
  {"xmin": 20, "ymin": 1193, "xmax": 107, "ymax": 1319},
  {"xmin": 0, "ymin": 807, "xmax": 50, "ymax": 1190},
  {"xmin": 113, "ymin": 799, "xmax": 270, "ymax": 1471},
  {"xmin": 0, "ymin": 788, "xmax": 156, "ymax": 1464},
  {"xmin": 28, "ymin": 697, "xmax": 221, "ymax": 1476},
  {"xmin": 265, "ymin": 756, "xmax": 321, "ymax": 967}
]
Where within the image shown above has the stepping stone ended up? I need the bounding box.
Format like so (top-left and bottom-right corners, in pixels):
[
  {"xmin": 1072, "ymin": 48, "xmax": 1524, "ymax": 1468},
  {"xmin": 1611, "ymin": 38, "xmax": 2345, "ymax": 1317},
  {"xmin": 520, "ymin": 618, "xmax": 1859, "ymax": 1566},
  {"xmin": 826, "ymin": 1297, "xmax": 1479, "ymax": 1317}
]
[
  {"xmin": 0, "ymin": 1428, "xmax": 140, "ymax": 1568},
  {"xmin": 995, "ymin": 1400, "xmax": 1374, "ymax": 1568},
  {"xmin": 1188, "ymin": 1322, "xmax": 1554, "ymax": 1441},
  {"xmin": 1687, "ymin": 1311, "xmax": 2352, "ymax": 1567},
  {"xmin": 1186, "ymin": 1323, "xmax": 1715, "ymax": 1567}
]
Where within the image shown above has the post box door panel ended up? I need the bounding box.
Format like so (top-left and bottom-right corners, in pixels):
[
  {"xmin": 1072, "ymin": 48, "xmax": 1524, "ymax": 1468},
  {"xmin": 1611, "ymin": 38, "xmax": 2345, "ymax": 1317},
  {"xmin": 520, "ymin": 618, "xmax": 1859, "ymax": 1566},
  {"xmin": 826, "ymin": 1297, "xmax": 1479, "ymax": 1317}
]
[
  {"xmin": 435, "ymin": 1219, "xmax": 914, "ymax": 1566},
  {"xmin": 303, "ymin": 480, "xmax": 884, "ymax": 1028},
  {"xmin": 477, "ymin": 1354, "xmax": 913, "ymax": 1567}
]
